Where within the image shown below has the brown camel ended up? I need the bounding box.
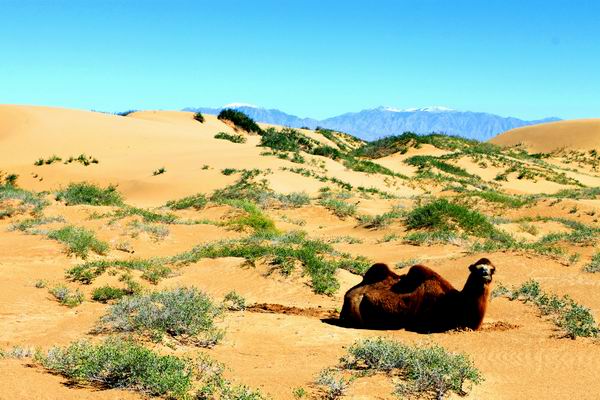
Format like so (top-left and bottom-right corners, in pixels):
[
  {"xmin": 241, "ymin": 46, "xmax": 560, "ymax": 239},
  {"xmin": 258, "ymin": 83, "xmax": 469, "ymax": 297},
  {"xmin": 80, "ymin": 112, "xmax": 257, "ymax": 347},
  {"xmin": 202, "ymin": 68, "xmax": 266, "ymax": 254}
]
[{"xmin": 339, "ymin": 258, "xmax": 495, "ymax": 332}]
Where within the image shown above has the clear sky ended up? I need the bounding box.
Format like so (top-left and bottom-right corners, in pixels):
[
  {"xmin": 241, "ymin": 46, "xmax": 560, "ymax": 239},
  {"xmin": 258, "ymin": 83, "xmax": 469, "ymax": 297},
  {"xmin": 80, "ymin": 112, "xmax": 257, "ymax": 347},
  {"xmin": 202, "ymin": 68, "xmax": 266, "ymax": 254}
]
[{"xmin": 1, "ymin": 0, "xmax": 599, "ymax": 120}]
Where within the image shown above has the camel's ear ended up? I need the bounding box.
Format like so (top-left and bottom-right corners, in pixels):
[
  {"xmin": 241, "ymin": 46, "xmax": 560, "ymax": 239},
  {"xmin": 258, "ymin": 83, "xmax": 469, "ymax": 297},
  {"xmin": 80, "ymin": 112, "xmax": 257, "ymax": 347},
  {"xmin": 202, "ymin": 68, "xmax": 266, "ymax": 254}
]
[{"xmin": 469, "ymin": 263, "xmax": 476, "ymax": 273}]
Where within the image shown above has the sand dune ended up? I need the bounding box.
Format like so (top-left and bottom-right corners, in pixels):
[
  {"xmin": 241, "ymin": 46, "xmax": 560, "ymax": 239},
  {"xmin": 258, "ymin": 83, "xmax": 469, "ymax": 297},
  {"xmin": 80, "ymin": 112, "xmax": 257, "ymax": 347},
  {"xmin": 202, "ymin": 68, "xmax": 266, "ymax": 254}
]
[
  {"xmin": 491, "ymin": 119, "xmax": 600, "ymax": 152},
  {"xmin": 2, "ymin": 105, "xmax": 600, "ymax": 399}
]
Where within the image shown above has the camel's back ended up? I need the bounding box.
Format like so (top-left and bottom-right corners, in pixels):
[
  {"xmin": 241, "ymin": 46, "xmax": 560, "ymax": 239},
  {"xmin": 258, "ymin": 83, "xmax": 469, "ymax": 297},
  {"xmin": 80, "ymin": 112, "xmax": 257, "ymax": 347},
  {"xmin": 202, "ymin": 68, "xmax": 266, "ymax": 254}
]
[{"xmin": 392, "ymin": 264, "xmax": 455, "ymax": 294}]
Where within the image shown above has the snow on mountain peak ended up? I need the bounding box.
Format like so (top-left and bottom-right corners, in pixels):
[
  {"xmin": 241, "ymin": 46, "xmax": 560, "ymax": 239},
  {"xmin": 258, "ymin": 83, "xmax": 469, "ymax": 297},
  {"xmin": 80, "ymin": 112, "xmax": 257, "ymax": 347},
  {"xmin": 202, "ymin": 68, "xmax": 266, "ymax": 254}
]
[
  {"xmin": 378, "ymin": 105, "xmax": 455, "ymax": 113},
  {"xmin": 223, "ymin": 102, "xmax": 259, "ymax": 109}
]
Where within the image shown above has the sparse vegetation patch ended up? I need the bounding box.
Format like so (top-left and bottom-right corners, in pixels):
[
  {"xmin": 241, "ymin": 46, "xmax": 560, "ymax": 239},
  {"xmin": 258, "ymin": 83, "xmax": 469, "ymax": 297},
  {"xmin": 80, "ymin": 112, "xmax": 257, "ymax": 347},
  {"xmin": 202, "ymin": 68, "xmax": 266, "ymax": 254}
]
[
  {"xmin": 218, "ymin": 109, "xmax": 262, "ymax": 134},
  {"xmin": 495, "ymin": 280, "xmax": 599, "ymax": 339},
  {"xmin": 47, "ymin": 225, "xmax": 109, "ymax": 259},
  {"xmin": 97, "ymin": 287, "xmax": 224, "ymax": 346},
  {"xmin": 55, "ymin": 182, "xmax": 123, "ymax": 206},
  {"xmin": 318, "ymin": 337, "xmax": 483, "ymax": 399},
  {"xmin": 214, "ymin": 131, "xmax": 246, "ymax": 143}
]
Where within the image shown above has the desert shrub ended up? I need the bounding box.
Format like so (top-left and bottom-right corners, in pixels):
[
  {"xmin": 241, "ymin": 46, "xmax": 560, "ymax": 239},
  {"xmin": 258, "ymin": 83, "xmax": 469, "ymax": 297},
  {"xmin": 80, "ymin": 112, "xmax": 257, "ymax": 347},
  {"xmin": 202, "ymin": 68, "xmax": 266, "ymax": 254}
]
[
  {"xmin": 406, "ymin": 155, "xmax": 472, "ymax": 177},
  {"xmin": 218, "ymin": 109, "xmax": 262, "ymax": 134},
  {"xmin": 55, "ymin": 182, "xmax": 123, "ymax": 206},
  {"xmin": 9, "ymin": 216, "xmax": 65, "ymax": 233},
  {"xmin": 0, "ymin": 184, "xmax": 48, "ymax": 214},
  {"xmin": 112, "ymin": 206, "xmax": 178, "ymax": 223},
  {"xmin": 343, "ymin": 157, "xmax": 398, "ymax": 177},
  {"xmin": 406, "ymin": 198, "xmax": 505, "ymax": 240},
  {"xmin": 211, "ymin": 169, "xmax": 272, "ymax": 204},
  {"xmin": 38, "ymin": 337, "xmax": 194, "ymax": 398},
  {"xmin": 153, "ymin": 167, "xmax": 167, "ymax": 176},
  {"xmin": 34, "ymin": 155, "xmax": 62, "ymax": 165},
  {"xmin": 221, "ymin": 168, "xmax": 237, "ymax": 175},
  {"xmin": 91, "ymin": 285, "xmax": 128, "ymax": 303},
  {"xmin": 165, "ymin": 193, "xmax": 207, "ymax": 210},
  {"xmin": 584, "ymin": 252, "xmax": 600, "ymax": 273},
  {"xmin": 314, "ymin": 369, "xmax": 352, "ymax": 400},
  {"xmin": 225, "ymin": 199, "xmax": 278, "ymax": 235},
  {"xmin": 98, "ymin": 287, "xmax": 224, "ymax": 346},
  {"xmin": 0, "ymin": 346, "xmax": 35, "ymax": 359},
  {"xmin": 312, "ymin": 145, "xmax": 343, "ymax": 159},
  {"xmin": 48, "ymin": 225, "xmax": 109, "ymax": 259},
  {"xmin": 290, "ymin": 152, "xmax": 305, "ymax": 163},
  {"xmin": 358, "ymin": 205, "xmax": 404, "ymax": 229},
  {"xmin": 223, "ymin": 290, "xmax": 246, "ymax": 311},
  {"xmin": 404, "ymin": 230, "xmax": 467, "ymax": 246},
  {"xmin": 340, "ymin": 337, "xmax": 482, "ymax": 399},
  {"xmin": 63, "ymin": 154, "xmax": 99, "ymax": 166},
  {"xmin": 552, "ymin": 187, "xmax": 600, "ymax": 200},
  {"xmin": 67, "ymin": 258, "xmax": 166, "ymax": 284},
  {"xmin": 128, "ymin": 220, "xmax": 170, "ymax": 241},
  {"xmin": 468, "ymin": 190, "xmax": 532, "ymax": 208},
  {"xmin": 214, "ymin": 131, "xmax": 246, "ymax": 144},
  {"xmin": 318, "ymin": 198, "xmax": 356, "ymax": 219},
  {"xmin": 194, "ymin": 112, "xmax": 205, "ymax": 123},
  {"xmin": 49, "ymin": 285, "xmax": 84, "ymax": 307},
  {"xmin": 275, "ymin": 192, "xmax": 310, "ymax": 208},
  {"xmin": 499, "ymin": 280, "xmax": 599, "ymax": 339},
  {"xmin": 259, "ymin": 127, "xmax": 315, "ymax": 153},
  {"xmin": 116, "ymin": 110, "xmax": 137, "ymax": 116}
]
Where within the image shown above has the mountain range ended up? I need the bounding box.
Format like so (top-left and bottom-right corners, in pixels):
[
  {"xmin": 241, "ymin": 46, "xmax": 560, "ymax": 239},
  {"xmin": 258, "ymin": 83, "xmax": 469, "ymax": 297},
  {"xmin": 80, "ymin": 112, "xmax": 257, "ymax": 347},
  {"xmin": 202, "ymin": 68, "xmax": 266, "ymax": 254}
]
[{"xmin": 183, "ymin": 104, "xmax": 560, "ymax": 141}]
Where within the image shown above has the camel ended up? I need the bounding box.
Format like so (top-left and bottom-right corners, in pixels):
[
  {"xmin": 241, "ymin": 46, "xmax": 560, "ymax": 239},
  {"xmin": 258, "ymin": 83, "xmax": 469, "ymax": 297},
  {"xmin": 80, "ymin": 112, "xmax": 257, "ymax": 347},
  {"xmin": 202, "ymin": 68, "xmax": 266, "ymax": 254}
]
[{"xmin": 339, "ymin": 258, "xmax": 495, "ymax": 332}]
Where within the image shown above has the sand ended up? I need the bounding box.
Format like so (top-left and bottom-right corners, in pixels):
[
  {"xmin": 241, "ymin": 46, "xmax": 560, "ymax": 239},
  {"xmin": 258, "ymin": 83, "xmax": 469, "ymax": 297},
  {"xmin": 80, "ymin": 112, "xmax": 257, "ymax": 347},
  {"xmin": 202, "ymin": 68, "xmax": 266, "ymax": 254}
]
[{"xmin": 491, "ymin": 119, "xmax": 600, "ymax": 152}]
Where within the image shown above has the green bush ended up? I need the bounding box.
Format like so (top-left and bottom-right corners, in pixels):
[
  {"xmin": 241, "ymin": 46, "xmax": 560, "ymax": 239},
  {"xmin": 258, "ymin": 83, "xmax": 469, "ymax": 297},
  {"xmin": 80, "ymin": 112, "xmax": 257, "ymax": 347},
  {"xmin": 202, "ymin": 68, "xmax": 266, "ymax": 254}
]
[
  {"xmin": 111, "ymin": 206, "xmax": 178, "ymax": 224},
  {"xmin": 153, "ymin": 167, "xmax": 167, "ymax": 176},
  {"xmin": 67, "ymin": 258, "xmax": 166, "ymax": 284},
  {"xmin": 406, "ymin": 198, "xmax": 505, "ymax": 240},
  {"xmin": 49, "ymin": 285, "xmax": 84, "ymax": 307},
  {"xmin": 55, "ymin": 182, "xmax": 123, "ymax": 206},
  {"xmin": 312, "ymin": 145, "xmax": 343, "ymax": 159},
  {"xmin": 343, "ymin": 157, "xmax": 398, "ymax": 177},
  {"xmin": 214, "ymin": 131, "xmax": 246, "ymax": 143},
  {"xmin": 194, "ymin": 112, "xmax": 205, "ymax": 123},
  {"xmin": 1, "ymin": 184, "xmax": 48, "ymax": 214},
  {"xmin": 48, "ymin": 225, "xmax": 109, "ymax": 259},
  {"xmin": 91, "ymin": 285, "xmax": 127, "ymax": 303},
  {"xmin": 218, "ymin": 109, "xmax": 262, "ymax": 134},
  {"xmin": 405, "ymin": 155, "xmax": 472, "ymax": 177},
  {"xmin": 584, "ymin": 252, "xmax": 600, "ymax": 273},
  {"xmin": 467, "ymin": 190, "xmax": 532, "ymax": 208},
  {"xmin": 358, "ymin": 206, "xmax": 404, "ymax": 229},
  {"xmin": 39, "ymin": 337, "xmax": 194, "ymax": 398},
  {"xmin": 340, "ymin": 337, "xmax": 483, "ymax": 398},
  {"xmin": 223, "ymin": 290, "xmax": 246, "ymax": 311},
  {"xmin": 211, "ymin": 169, "xmax": 271, "ymax": 204},
  {"xmin": 259, "ymin": 127, "xmax": 315, "ymax": 152},
  {"xmin": 225, "ymin": 199, "xmax": 278, "ymax": 235},
  {"xmin": 499, "ymin": 280, "xmax": 599, "ymax": 339},
  {"xmin": 165, "ymin": 193, "xmax": 207, "ymax": 210},
  {"xmin": 318, "ymin": 198, "xmax": 357, "ymax": 219},
  {"xmin": 275, "ymin": 192, "xmax": 310, "ymax": 208},
  {"xmin": 98, "ymin": 287, "xmax": 224, "ymax": 346}
]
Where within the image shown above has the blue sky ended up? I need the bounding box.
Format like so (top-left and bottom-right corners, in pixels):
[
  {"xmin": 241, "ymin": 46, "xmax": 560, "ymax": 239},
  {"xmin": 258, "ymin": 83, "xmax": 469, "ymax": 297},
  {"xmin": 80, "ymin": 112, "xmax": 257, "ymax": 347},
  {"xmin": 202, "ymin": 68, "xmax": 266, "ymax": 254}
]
[{"xmin": 1, "ymin": 0, "xmax": 599, "ymax": 120}]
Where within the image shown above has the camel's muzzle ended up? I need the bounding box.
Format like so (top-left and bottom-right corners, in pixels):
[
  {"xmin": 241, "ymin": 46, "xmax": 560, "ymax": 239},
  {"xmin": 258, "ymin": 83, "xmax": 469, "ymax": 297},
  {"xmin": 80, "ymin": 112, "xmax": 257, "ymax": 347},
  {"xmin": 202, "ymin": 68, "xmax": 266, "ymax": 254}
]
[{"xmin": 477, "ymin": 265, "xmax": 494, "ymax": 282}]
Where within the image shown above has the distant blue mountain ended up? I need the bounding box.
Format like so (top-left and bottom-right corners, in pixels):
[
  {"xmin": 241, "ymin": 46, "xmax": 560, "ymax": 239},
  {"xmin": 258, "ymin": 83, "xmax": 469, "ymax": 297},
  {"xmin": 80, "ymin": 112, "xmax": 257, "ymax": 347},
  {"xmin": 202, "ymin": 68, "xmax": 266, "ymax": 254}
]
[{"xmin": 183, "ymin": 104, "xmax": 560, "ymax": 142}]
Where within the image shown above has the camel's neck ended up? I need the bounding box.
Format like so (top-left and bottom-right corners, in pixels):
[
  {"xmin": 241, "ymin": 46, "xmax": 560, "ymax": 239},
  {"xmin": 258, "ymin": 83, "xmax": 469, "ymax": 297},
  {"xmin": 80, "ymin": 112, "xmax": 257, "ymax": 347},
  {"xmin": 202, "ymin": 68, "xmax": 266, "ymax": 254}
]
[{"xmin": 458, "ymin": 275, "xmax": 491, "ymax": 330}]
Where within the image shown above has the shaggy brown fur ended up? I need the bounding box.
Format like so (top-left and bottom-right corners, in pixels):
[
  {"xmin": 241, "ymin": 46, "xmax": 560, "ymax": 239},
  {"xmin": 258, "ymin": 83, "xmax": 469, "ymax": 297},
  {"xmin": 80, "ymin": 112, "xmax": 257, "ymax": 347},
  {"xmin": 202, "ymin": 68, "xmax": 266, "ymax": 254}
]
[{"xmin": 339, "ymin": 258, "xmax": 495, "ymax": 332}]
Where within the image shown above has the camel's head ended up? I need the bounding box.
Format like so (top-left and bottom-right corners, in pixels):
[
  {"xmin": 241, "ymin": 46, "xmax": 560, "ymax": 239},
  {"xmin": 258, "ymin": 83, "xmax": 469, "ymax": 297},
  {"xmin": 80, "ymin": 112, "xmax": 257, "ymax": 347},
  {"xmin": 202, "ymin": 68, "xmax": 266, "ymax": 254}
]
[{"xmin": 468, "ymin": 258, "xmax": 495, "ymax": 283}]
